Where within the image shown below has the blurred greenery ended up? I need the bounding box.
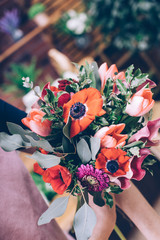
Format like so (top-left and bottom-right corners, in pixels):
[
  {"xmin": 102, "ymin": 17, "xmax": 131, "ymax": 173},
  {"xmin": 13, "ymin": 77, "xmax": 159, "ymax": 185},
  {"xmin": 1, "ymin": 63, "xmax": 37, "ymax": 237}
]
[
  {"xmin": 4, "ymin": 57, "xmax": 42, "ymax": 94},
  {"xmin": 85, "ymin": 0, "xmax": 160, "ymax": 51},
  {"xmin": 28, "ymin": 3, "xmax": 45, "ymax": 19}
]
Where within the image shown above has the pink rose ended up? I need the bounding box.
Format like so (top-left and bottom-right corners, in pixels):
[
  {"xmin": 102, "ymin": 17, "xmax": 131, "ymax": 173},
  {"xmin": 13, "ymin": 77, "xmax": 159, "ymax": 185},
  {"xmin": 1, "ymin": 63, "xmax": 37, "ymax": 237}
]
[
  {"xmin": 21, "ymin": 109, "xmax": 52, "ymax": 137},
  {"xmin": 125, "ymin": 88, "xmax": 154, "ymax": 117},
  {"xmin": 98, "ymin": 62, "xmax": 125, "ymax": 92},
  {"xmin": 129, "ymin": 118, "xmax": 160, "ymax": 147},
  {"xmin": 94, "ymin": 124, "xmax": 128, "ymax": 148}
]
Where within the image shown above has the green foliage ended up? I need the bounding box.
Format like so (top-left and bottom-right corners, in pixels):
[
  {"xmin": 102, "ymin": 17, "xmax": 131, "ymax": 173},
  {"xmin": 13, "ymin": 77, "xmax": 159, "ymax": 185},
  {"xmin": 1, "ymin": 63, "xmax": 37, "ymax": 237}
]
[
  {"xmin": 85, "ymin": 0, "xmax": 160, "ymax": 51},
  {"xmin": 104, "ymin": 192, "xmax": 113, "ymax": 208},
  {"xmin": 5, "ymin": 57, "xmax": 41, "ymax": 93},
  {"xmin": 28, "ymin": 3, "xmax": 45, "ymax": 19}
]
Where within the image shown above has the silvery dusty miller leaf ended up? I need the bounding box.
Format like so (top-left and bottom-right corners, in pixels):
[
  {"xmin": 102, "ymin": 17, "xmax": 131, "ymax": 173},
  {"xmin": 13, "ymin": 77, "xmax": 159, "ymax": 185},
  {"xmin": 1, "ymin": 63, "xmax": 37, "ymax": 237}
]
[{"xmin": 90, "ymin": 137, "xmax": 100, "ymax": 160}]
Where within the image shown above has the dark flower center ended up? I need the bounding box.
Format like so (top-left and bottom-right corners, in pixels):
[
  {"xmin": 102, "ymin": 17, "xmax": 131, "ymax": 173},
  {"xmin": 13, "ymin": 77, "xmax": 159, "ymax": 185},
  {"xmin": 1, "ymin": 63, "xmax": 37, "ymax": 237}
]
[
  {"xmin": 106, "ymin": 160, "xmax": 119, "ymax": 174},
  {"xmin": 70, "ymin": 102, "xmax": 86, "ymax": 119}
]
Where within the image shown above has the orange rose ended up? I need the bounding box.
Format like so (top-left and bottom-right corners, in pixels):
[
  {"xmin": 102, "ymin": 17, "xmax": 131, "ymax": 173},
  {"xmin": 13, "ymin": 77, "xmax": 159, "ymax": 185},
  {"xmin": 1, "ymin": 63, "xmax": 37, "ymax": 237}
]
[
  {"xmin": 34, "ymin": 163, "xmax": 72, "ymax": 194},
  {"xmin": 94, "ymin": 124, "xmax": 128, "ymax": 148},
  {"xmin": 21, "ymin": 109, "xmax": 52, "ymax": 137},
  {"xmin": 125, "ymin": 88, "xmax": 154, "ymax": 117}
]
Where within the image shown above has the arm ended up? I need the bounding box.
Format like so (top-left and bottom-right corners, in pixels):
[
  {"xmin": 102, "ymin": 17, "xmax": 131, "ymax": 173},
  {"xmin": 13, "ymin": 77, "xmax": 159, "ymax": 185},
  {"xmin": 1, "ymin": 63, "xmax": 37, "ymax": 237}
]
[
  {"xmin": 115, "ymin": 182, "xmax": 160, "ymax": 240},
  {"xmin": 0, "ymin": 99, "xmax": 27, "ymax": 133}
]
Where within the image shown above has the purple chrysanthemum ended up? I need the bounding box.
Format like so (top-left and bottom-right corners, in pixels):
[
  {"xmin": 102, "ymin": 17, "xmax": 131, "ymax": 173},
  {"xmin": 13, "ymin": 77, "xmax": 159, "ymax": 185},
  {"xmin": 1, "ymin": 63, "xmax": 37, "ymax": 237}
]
[{"xmin": 76, "ymin": 164, "xmax": 110, "ymax": 192}]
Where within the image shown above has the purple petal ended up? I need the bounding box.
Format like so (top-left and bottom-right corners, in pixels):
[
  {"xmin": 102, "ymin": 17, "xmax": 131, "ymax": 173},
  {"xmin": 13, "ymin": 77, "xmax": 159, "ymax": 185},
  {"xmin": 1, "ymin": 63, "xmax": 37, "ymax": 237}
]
[
  {"xmin": 131, "ymin": 148, "xmax": 151, "ymax": 181},
  {"xmin": 136, "ymin": 78, "xmax": 157, "ymax": 91},
  {"xmin": 129, "ymin": 118, "xmax": 160, "ymax": 147}
]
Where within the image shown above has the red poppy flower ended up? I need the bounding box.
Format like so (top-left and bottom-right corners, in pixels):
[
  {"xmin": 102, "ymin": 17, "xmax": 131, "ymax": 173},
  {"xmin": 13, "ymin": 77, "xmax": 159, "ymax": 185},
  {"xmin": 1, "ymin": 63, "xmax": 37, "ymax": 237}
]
[
  {"xmin": 95, "ymin": 148, "xmax": 130, "ymax": 177},
  {"xmin": 34, "ymin": 163, "xmax": 72, "ymax": 194},
  {"xmin": 63, "ymin": 87, "xmax": 106, "ymax": 138}
]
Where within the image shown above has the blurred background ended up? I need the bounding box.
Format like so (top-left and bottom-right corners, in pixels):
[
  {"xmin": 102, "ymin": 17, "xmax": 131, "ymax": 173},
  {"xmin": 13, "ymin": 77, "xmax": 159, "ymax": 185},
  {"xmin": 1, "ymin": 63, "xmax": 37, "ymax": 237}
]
[{"xmin": 1, "ymin": 0, "xmax": 160, "ymax": 239}]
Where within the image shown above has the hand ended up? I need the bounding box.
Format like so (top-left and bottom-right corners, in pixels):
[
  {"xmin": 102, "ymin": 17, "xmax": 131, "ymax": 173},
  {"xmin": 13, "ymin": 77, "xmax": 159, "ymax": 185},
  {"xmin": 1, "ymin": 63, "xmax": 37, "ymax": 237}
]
[{"xmin": 89, "ymin": 193, "xmax": 116, "ymax": 240}]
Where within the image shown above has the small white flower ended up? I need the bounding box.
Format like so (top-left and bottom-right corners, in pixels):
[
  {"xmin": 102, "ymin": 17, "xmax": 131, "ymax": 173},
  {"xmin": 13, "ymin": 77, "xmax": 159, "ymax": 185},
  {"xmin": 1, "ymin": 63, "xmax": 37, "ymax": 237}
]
[{"xmin": 22, "ymin": 77, "xmax": 33, "ymax": 88}]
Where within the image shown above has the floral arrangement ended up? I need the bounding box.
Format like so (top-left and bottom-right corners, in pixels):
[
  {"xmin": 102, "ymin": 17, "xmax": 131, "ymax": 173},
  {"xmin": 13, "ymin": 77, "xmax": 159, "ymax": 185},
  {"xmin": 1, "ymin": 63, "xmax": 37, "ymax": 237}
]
[
  {"xmin": 1, "ymin": 61, "xmax": 160, "ymax": 240},
  {"xmin": 0, "ymin": 8, "xmax": 23, "ymax": 41}
]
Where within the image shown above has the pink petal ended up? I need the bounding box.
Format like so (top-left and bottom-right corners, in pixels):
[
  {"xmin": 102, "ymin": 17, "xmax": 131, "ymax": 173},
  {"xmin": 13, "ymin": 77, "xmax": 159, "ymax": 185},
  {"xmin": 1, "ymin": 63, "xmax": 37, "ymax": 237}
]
[
  {"xmin": 125, "ymin": 96, "xmax": 144, "ymax": 116},
  {"xmin": 98, "ymin": 62, "xmax": 108, "ymax": 90}
]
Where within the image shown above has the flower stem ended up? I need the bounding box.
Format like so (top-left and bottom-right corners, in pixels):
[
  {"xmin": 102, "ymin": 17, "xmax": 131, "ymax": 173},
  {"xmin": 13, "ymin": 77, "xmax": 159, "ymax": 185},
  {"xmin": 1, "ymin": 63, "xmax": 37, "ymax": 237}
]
[{"xmin": 114, "ymin": 224, "xmax": 127, "ymax": 240}]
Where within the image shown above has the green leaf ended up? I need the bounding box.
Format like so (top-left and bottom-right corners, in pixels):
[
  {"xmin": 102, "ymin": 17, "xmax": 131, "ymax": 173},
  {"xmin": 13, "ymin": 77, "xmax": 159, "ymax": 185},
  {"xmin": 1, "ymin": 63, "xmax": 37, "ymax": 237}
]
[
  {"xmin": 73, "ymin": 203, "xmax": 97, "ymax": 240},
  {"xmin": 0, "ymin": 132, "xmax": 30, "ymax": 151},
  {"xmin": 7, "ymin": 122, "xmax": 39, "ymax": 142},
  {"xmin": 77, "ymin": 138, "xmax": 92, "ymax": 163},
  {"xmin": 91, "ymin": 61, "xmax": 101, "ymax": 90},
  {"xmin": 89, "ymin": 191, "xmax": 105, "ymax": 207},
  {"xmin": 103, "ymin": 78, "xmax": 114, "ymax": 98},
  {"xmin": 25, "ymin": 136, "xmax": 53, "ymax": 152},
  {"xmin": 116, "ymin": 79, "xmax": 127, "ymax": 95},
  {"xmin": 62, "ymin": 135, "xmax": 75, "ymax": 153},
  {"xmin": 129, "ymin": 146, "xmax": 140, "ymax": 157},
  {"xmin": 123, "ymin": 141, "xmax": 144, "ymax": 149},
  {"xmin": 38, "ymin": 196, "xmax": 69, "ymax": 225},
  {"xmin": 44, "ymin": 89, "xmax": 55, "ymax": 103},
  {"xmin": 104, "ymin": 192, "xmax": 113, "ymax": 208},
  {"xmin": 28, "ymin": 151, "xmax": 60, "ymax": 168},
  {"xmin": 110, "ymin": 185, "xmax": 123, "ymax": 194},
  {"xmin": 90, "ymin": 137, "xmax": 100, "ymax": 160},
  {"xmin": 63, "ymin": 116, "xmax": 72, "ymax": 141},
  {"xmin": 125, "ymin": 64, "xmax": 134, "ymax": 84}
]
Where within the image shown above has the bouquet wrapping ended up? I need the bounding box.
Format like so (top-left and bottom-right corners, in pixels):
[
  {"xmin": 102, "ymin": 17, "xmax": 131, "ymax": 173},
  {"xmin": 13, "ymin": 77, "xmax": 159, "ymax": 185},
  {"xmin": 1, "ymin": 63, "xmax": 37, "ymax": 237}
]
[{"xmin": 1, "ymin": 61, "xmax": 160, "ymax": 240}]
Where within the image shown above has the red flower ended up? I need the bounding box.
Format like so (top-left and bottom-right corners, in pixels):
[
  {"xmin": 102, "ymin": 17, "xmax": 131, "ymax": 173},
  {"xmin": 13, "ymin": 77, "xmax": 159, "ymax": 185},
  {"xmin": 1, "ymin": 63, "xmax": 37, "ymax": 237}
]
[
  {"xmin": 63, "ymin": 87, "xmax": 106, "ymax": 138},
  {"xmin": 95, "ymin": 148, "xmax": 130, "ymax": 177},
  {"xmin": 41, "ymin": 82, "xmax": 70, "ymax": 107},
  {"xmin": 34, "ymin": 163, "xmax": 72, "ymax": 194}
]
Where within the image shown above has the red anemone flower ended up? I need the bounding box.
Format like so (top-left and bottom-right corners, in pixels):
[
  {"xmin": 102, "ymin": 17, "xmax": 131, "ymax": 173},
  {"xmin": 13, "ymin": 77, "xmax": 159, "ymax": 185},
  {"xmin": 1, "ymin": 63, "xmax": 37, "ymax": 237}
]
[
  {"xmin": 34, "ymin": 163, "xmax": 72, "ymax": 194},
  {"xmin": 63, "ymin": 87, "xmax": 106, "ymax": 138}
]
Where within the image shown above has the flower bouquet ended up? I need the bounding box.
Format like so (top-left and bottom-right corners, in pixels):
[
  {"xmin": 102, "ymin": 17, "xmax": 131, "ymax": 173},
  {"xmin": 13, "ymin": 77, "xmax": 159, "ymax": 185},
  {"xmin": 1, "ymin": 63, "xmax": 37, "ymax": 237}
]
[{"xmin": 1, "ymin": 61, "xmax": 160, "ymax": 240}]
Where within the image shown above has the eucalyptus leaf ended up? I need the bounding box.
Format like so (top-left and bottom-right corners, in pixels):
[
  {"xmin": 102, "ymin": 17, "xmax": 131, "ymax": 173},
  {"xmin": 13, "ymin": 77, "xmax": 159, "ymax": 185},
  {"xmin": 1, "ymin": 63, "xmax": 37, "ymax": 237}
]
[
  {"xmin": 63, "ymin": 116, "xmax": 72, "ymax": 141},
  {"xmin": 25, "ymin": 135, "xmax": 53, "ymax": 152},
  {"xmin": 91, "ymin": 61, "xmax": 101, "ymax": 90},
  {"xmin": 38, "ymin": 196, "xmax": 69, "ymax": 225},
  {"xmin": 77, "ymin": 138, "xmax": 92, "ymax": 163},
  {"xmin": 28, "ymin": 151, "xmax": 60, "ymax": 168},
  {"xmin": 7, "ymin": 122, "xmax": 39, "ymax": 142},
  {"xmin": 90, "ymin": 137, "xmax": 100, "ymax": 160},
  {"xmin": 0, "ymin": 132, "xmax": 30, "ymax": 151},
  {"xmin": 123, "ymin": 141, "xmax": 144, "ymax": 149},
  {"xmin": 62, "ymin": 135, "xmax": 75, "ymax": 153},
  {"xmin": 110, "ymin": 185, "xmax": 123, "ymax": 194},
  {"xmin": 73, "ymin": 203, "xmax": 97, "ymax": 240}
]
